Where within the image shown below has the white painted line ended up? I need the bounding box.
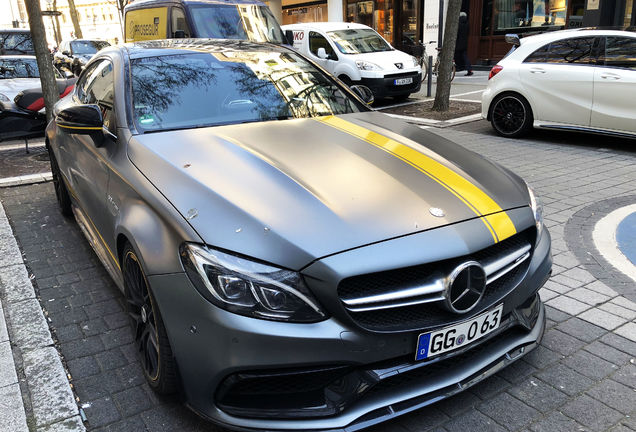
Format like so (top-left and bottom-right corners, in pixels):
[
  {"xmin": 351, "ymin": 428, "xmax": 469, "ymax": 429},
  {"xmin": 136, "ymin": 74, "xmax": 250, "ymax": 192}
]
[
  {"xmin": 592, "ymin": 204, "xmax": 636, "ymax": 282},
  {"xmin": 450, "ymin": 89, "xmax": 485, "ymax": 98},
  {"xmin": 385, "ymin": 113, "xmax": 441, "ymax": 124}
]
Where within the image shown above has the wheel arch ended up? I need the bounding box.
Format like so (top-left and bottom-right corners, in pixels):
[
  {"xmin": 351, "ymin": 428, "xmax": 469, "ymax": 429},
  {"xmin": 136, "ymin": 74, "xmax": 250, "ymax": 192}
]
[{"xmin": 487, "ymin": 90, "xmax": 535, "ymax": 122}]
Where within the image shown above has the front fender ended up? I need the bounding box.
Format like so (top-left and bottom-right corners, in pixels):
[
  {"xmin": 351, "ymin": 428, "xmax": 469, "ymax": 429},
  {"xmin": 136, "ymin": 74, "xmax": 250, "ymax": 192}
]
[{"xmin": 334, "ymin": 63, "xmax": 361, "ymax": 81}]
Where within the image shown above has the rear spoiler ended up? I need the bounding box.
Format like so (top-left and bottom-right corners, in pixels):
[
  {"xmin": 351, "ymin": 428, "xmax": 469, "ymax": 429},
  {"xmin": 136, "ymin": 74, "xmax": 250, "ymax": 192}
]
[{"xmin": 504, "ymin": 34, "xmax": 521, "ymax": 47}]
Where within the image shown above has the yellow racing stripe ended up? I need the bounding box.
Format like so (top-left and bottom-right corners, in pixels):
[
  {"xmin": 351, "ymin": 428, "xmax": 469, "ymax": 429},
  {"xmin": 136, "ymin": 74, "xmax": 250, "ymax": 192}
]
[{"xmin": 316, "ymin": 116, "xmax": 516, "ymax": 243}]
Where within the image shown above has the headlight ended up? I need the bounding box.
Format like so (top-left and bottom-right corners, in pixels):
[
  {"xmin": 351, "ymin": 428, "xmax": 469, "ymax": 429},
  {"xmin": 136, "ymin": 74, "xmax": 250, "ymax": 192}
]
[
  {"xmin": 356, "ymin": 60, "xmax": 382, "ymax": 71},
  {"xmin": 0, "ymin": 93, "xmax": 9, "ymax": 102},
  {"xmin": 180, "ymin": 243, "xmax": 326, "ymax": 323},
  {"xmin": 526, "ymin": 183, "xmax": 543, "ymax": 235},
  {"xmin": 411, "ymin": 56, "xmax": 419, "ymax": 68}
]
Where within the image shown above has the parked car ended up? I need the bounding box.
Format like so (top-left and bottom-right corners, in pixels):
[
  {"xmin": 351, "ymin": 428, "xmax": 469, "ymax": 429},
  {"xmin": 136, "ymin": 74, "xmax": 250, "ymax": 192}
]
[
  {"xmin": 124, "ymin": 0, "xmax": 286, "ymax": 44},
  {"xmin": 47, "ymin": 39, "xmax": 551, "ymax": 431},
  {"xmin": 482, "ymin": 29, "xmax": 636, "ymax": 138},
  {"xmin": 0, "ymin": 29, "xmax": 34, "ymax": 55},
  {"xmin": 54, "ymin": 39, "xmax": 111, "ymax": 76},
  {"xmin": 0, "ymin": 55, "xmax": 69, "ymax": 101},
  {"xmin": 282, "ymin": 22, "xmax": 422, "ymax": 100}
]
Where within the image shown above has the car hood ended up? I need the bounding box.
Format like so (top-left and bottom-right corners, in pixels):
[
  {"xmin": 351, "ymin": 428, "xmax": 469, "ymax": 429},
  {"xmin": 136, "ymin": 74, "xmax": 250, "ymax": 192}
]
[
  {"xmin": 0, "ymin": 78, "xmax": 41, "ymax": 101},
  {"xmin": 352, "ymin": 49, "xmax": 418, "ymax": 72},
  {"xmin": 128, "ymin": 112, "xmax": 529, "ymax": 269}
]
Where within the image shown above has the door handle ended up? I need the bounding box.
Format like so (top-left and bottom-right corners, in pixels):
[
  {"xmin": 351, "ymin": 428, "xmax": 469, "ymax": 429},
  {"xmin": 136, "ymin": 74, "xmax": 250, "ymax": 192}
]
[
  {"xmin": 600, "ymin": 74, "xmax": 620, "ymax": 80},
  {"xmin": 529, "ymin": 68, "xmax": 546, "ymax": 74}
]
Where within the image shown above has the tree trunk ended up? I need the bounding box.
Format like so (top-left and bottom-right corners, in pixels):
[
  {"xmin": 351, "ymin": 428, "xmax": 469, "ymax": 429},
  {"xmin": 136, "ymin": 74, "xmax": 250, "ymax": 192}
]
[
  {"xmin": 54, "ymin": 0, "xmax": 62, "ymax": 44},
  {"xmin": 432, "ymin": 0, "xmax": 461, "ymax": 112},
  {"xmin": 24, "ymin": 0, "xmax": 59, "ymax": 123},
  {"xmin": 68, "ymin": 0, "xmax": 83, "ymax": 39}
]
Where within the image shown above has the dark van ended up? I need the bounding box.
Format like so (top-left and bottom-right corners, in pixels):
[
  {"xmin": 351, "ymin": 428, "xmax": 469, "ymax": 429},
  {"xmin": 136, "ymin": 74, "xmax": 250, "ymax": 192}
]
[{"xmin": 124, "ymin": 0, "xmax": 286, "ymax": 44}]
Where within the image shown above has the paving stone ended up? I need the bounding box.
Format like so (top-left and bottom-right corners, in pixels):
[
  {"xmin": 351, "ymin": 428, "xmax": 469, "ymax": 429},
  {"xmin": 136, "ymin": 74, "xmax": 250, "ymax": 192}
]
[
  {"xmin": 539, "ymin": 288, "xmax": 558, "ymax": 302},
  {"xmin": 556, "ymin": 317, "xmax": 607, "ymax": 343},
  {"xmin": 608, "ymin": 425, "xmax": 633, "ymax": 432},
  {"xmin": 600, "ymin": 333, "xmax": 636, "ymax": 356},
  {"xmin": 0, "ymin": 383, "xmax": 29, "ymax": 432},
  {"xmin": 74, "ymin": 369, "xmax": 127, "ymax": 401},
  {"xmin": 536, "ymin": 363, "xmax": 594, "ymax": 396},
  {"xmin": 442, "ymin": 409, "xmax": 506, "ymax": 432},
  {"xmin": 38, "ymin": 415, "xmax": 86, "ymax": 432},
  {"xmin": 522, "ymin": 345, "xmax": 562, "ymax": 370},
  {"xmin": 545, "ymin": 305, "xmax": 571, "ymax": 323},
  {"xmin": 528, "ymin": 411, "xmax": 584, "ymax": 432},
  {"xmin": 470, "ymin": 375, "xmax": 510, "ymax": 400},
  {"xmin": 546, "ymin": 296, "xmax": 590, "ymax": 316},
  {"xmin": 477, "ymin": 392, "xmax": 540, "ymax": 431},
  {"xmin": 561, "ymin": 394, "xmax": 623, "ymax": 431},
  {"xmin": 434, "ymin": 390, "xmax": 480, "ymax": 417},
  {"xmin": 615, "ymin": 322, "xmax": 636, "ymax": 342},
  {"xmin": 579, "ymin": 309, "xmax": 629, "ymax": 331},
  {"xmin": 584, "ymin": 341, "xmax": 633, "ymax": 366},
  {"xmin": 0, "ymin": 303, "xmax": 7, "ymax": 343},
  {"xmin": 397, "ymin": 406, "xmax": 449, "ymax": 431},
  {"xmin": 599, "ymin": 303, "xmax": 636, "ymax": 321},
  {"xmin": 23, "ymin": 346, "xmax": 80, "ymax": 427},
  {"xmin": 587, "ymin": 379, "xmax": 636, "ymax": 414},
  {"xmin": 566, "ymin": 287, "xmax": 611, "ymax": 306},
  {"xmin": 507, "ymin": 377, "xmax": 569, "ymax": 413},
  {"xmin": 91, "ymin": 415, "xmax": 149, "ymax": 432},
  {"xmin": 5, "ymin": 298, "xmax": 53, "ymax": 350},
  {"xmin": 495, "ymin": 359, "xmax": 538, "ymax": 384},
  {"xmin": 543, "ymin": 280, "xmax": 572, "ymax": 295},
  {"xmin": 61, "ymin": 335, "xmax": 106, "ymax": 360},
  {"xmin": 541, "ymin": 329, "xmax": 586, "ymax": 356},
  {"xmin": 563, "ymin": 350, "xmax": 618, "ymax": 380},
  {"xmin": 610, "ymin": 297, "xmax": 636, "ymax": 311},
  {"xmin": 53, "ymin": 323, "xmax": 84, "ymax": 343},
  {"xmin": 610, "ymin": 363, "xmax": 636, "ymax": 389},
  {"xmin": 0, "ymin": 264, "xmax": 35, "ymax": 303},
  {"xmin": 82, "ymin": 396, "xmax": 121, "ymax": 428},
  {"xmin": 0, "ymin": 340, "xmax": 18, "ymax": 389},
  {"xmin": 584, "ymin": 280, "xmax": 618, "ymax": 298},
  {"xmin": 67, "ymin": 356, "xmax": 101, "ymax": 380},
  {"xmin": 112, "ymin": 385, "xmax": 154, "ymax": 418},
  {"xmin": 550, "ymin": 274, "xmax": 585, "ymax": 290}
]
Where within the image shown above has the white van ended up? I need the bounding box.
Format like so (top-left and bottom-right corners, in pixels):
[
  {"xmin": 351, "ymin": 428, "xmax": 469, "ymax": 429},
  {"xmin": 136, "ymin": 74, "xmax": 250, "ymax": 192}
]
[{"xmin": 281, "ymin": 22, "xmax": 421, "ymax": 100}]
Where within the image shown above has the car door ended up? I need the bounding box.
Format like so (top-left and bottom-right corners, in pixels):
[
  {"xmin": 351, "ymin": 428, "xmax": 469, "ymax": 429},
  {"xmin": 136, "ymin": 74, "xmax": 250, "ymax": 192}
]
[
  {"xmin": 308, "ymin": 31, "xmax": 338, "ymax": 73},
  {"xmin": 63, "ymin": 58, "xmax": 117, "ymax": 241},
  {"xmin": 518, "ymin": 37, "xmax": 597, "ymax": 126},
  {"xmin": 591, "ymin": 35, "xmax": 636, "ymax": 134}
]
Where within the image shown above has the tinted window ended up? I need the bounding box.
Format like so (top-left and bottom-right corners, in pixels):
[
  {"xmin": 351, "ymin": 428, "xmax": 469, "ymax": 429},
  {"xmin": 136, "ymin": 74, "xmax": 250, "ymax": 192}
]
[
  {"xmin": 171, "ymin": 7, "xmax": 190, "ymax": 37},
  {"xmin": 190, "ymin": 5, "xmax": 284, "ymax": 43},
  {"xmin": 0, "ymin": 31, "xmax": 34, "ymax": 55},
  {"xmin": 131, "ymin": 50, "xmax": 364, "ymax": 132},
  {"xmin": 327, "ymin": 28, "xmax": 393, "ymax": 54},
  {"xmin": 0, "ymin": 58, "xmax": 40, "ymax": 78},
  {"xmin": 601, "ymin": 37, "xmax": 636, "ymax": 70},
  {"xmin": 524, "ymin": 43, "xmax": 549, "ymax": 63},
  {"xmin": 309, "ymin": 32, "xmax": 336, "ymax": 58},
  {"xmin": 545, "ymin": 37, "xmax": 595, "ymax": 64}
]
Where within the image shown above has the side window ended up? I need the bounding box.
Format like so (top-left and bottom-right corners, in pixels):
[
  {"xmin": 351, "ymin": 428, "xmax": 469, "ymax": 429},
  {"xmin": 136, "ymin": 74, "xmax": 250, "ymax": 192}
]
[
  {"xmin": 309, "ymin": 32, "xmax": 336, "ymax": 59},
  {"xmin": 600, "ymin": 37, "xmax": 636, "ymax": 70},
  {"xmin": 78, "ymin": 60, "xmax": 116, "ymax": 133},
  {"xmin": 75, "ymin": 62, "xmax": 100, "ymax": 102},
  {"xmin": 171, "ymin": 7, "xmax": 190, "ymax": 38},
  {"xmin": 544, "ymin": 37, "xmax": 595, "ymax": 64},
  {"xmin": 524, "ymin": 43, "xmax": 549, "ymax": 63}
]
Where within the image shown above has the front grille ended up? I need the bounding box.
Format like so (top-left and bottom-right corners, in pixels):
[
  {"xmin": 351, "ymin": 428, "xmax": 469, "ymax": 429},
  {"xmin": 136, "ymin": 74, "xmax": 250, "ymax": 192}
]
[{"xmin": 338, "ymin": 228, "xmax": 535, "ymax": 332}]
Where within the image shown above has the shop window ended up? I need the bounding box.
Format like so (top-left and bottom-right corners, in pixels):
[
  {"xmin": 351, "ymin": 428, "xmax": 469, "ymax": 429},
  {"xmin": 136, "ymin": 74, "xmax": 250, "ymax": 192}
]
[
  {"xmin": 282, "ymin": 4, "xmax": 327, "ymax": 25},
  {"xmin": 494, "ymin": 0, "xmax": 567, "ymax": 33},
  {"xmin": 374, "ymin": 0, "xmax": 393, "ymax": 43},
  {"xmin": 601, "ymin": 37, "xmax": 636, "ymax": 70},
  {"xmin": 346, "ymin": 0, "xmax": 374, "ymax": 28},
  {"xmin": 309, "ymin": 32, "xmax": 336, "ymax": 58}
]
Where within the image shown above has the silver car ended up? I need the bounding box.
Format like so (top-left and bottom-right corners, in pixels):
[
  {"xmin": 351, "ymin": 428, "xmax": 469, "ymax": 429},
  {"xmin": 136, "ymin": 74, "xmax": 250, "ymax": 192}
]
[{"xmin": 46, "ymin": 39, "xmax": 552, "ymax": 431}]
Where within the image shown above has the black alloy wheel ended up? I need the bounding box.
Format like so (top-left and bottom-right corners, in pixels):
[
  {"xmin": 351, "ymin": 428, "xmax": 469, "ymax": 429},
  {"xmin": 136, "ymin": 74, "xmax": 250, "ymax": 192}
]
[
  {"xmin": 490, "ymin": 94, "xmax": 533, "ymax": 138},
  {"xmin": 47, "ymin": 146, "xmax": 73, "ymax": 217},
  {"xmin": 122, "ymin": 244, "xmax": 178, "ymax": 394}
]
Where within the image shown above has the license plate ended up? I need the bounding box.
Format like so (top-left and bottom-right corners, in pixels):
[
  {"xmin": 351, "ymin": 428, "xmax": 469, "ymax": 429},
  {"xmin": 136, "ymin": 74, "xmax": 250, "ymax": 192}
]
[
  {"xmin": 394, "ymin": 77, "xmax": 413, "ymax": 85},
  {"xmin": 415, "ymin": 304, "xmax": 503, "ymax": 361}
]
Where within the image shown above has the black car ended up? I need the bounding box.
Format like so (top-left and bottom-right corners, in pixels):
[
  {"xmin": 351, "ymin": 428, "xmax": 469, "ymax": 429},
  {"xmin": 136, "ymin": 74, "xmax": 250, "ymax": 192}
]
[
  {"xmin": 54, "ymin": 39, "xmax": 110, "ymax": 75},
  {"xmin": 0, "ymin": 29, "xmax": 34, "ymax": 55}
]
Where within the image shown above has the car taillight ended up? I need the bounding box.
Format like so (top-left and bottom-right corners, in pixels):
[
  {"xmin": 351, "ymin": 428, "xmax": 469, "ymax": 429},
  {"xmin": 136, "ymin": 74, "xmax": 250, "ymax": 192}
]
[{"xmin": 489, "ymin": 65, "xmax": 503, "ymax": 80}]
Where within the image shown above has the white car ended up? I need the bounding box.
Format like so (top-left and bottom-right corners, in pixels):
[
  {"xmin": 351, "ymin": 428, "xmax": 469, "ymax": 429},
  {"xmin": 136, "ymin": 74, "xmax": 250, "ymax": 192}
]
[
  {"xmin": 482, "ymin": 29, "xmax": 636, "ymax": 138},
  {"xmin": 282, "ymin": 22, "xmax": 421, "ymax": 100},
  {"xmin": 0, "ymin": 55, "xmax": 65, "ymax": 102}
]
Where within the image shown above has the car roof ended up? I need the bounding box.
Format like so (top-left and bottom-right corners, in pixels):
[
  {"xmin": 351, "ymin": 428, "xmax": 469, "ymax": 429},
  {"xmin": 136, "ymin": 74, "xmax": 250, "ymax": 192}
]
[
  {"xmin": 282, "ymin": 22, "xmax": 372, "ymax": 32},
  {"xmin": 520, "ymin": 28, "xmax": 636, "ymax": 45},
  {"xmin": 125, "ymin": 0, "xmax": 265, "ymax": 9},
  {"xmin": 119, "ymin": 38, "xmax": 286, "ymax": 59}
]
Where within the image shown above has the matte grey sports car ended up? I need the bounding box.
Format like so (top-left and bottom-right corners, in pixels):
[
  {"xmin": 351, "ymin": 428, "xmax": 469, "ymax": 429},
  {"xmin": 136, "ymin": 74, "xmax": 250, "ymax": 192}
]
[{"xmin": 46, "ymin": 39, "xmax": 552, "ymax": 431}]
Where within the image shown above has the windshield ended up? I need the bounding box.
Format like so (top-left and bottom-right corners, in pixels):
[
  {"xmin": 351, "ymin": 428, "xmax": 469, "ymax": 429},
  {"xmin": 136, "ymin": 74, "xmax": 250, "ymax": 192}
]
[
  {"xmin": 327, "ymin": 28, "xmax": 393, "ymax": 54},
  {"xmin": 71, "ymin": 40, "xmax": 110, "ymax": 55},
  {"xmin": 131, "ymin": 50, "xmax": 364, "ymax": 132},
  {"xmin": 0, "ymin": 32, "xmax": 34, "ymax": 55},
  {"xmin": 190, "ymin": 5, "xmax": 285, "ymax": 43}
]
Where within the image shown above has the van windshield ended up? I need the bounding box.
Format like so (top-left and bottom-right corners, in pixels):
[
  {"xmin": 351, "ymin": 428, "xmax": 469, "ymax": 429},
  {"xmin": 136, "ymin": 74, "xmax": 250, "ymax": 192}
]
[
  {"xmin": 190, "ymin": 5, "xmax": 285, "ymax": 43},
  {"xmin": 327, "ymin": 29, "xmax": 393, "ymax": 54}
]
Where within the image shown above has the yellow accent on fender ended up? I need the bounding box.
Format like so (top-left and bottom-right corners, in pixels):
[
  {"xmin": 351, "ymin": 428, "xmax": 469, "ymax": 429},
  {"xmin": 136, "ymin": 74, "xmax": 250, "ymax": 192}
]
[
  {"xmin": 316, "ymin": 116, "xmax": 517, "ymax": 243},
  {"xmin": 57, "ymin": 124, "xmax": 102, "ymax": 131}
]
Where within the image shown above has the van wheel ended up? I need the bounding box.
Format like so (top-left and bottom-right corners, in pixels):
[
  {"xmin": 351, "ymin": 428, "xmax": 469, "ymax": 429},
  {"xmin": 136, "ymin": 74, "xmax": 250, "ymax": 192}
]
[
  {"xmin": 122, "ymin": 244, "xmax": 178, "ymax": 394},
  {"xmin": 490, "ymin": 93, "xmax": 533, "ymax": 138}
]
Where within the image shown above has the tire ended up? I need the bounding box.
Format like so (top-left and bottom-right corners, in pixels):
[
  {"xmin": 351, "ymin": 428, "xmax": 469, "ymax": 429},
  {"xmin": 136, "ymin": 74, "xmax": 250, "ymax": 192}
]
[
  {"xmin": 394, "ymin": 94, "xmax": 410, "ymax": 102},
  {"xmin": 48, "ymin": 147, "xmax": 73, "ymax": 217},
  {"xmin": 489, "ymin": 93, "xmax": 533, "ymax": 138},
  {"xmin": 122, "ymin": 244, "xmax": 178, "ymax": 394}
]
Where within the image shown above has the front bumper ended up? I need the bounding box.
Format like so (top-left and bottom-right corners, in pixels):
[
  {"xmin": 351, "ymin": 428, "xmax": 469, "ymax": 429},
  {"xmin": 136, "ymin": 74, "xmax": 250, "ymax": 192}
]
[
  {"xmin": 149, "ymin": 223, "xmax": 551, "ymax": 431},
  {"xmin": 360, "ymin": 72, "xmax": 422, "ymax": 99}
]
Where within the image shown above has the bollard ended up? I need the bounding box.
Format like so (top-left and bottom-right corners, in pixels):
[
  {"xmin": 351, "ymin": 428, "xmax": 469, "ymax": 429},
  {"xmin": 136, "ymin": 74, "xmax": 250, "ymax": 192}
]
[{"xmin": 426, "ymin": 55, "xmax": 433, "ymax": 97}]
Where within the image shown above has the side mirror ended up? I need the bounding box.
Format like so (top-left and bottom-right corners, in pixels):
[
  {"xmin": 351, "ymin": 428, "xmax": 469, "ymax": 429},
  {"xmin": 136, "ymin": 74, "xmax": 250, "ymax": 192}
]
[
  {"xmin": 285, "ymin": 29, "xmax": 294, "ymax": 46},
  {"xmin": 317, "ymin": 47, "xmax": 329, "ymax": 59},
  {"xmin": 173, "ymin": 30, "xmax": 186, "ymax": 38},
  {"xmin": 56, "ymin": 104, "xmax": 105, "ymax": 144},
  {"xmin": 350, "ymin": 85, "xmax": 374, "ymax": 105}
]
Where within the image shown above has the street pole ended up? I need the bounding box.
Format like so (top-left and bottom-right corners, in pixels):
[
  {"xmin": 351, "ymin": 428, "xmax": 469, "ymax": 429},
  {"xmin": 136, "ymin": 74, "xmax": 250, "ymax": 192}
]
[{"xmin": 24, "ymin": 0, "xmax": 60, "ymax": 123}]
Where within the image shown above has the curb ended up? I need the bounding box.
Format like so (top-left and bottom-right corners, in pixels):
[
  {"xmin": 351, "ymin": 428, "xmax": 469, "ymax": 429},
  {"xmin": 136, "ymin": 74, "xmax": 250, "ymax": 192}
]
[
  {"xmin": 0, "ymin": 173, "xmax": 53, "ymax": 188},
  {"xmin": 0, "ymin": 202, "xmax": 85, "ymax": 431}
]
